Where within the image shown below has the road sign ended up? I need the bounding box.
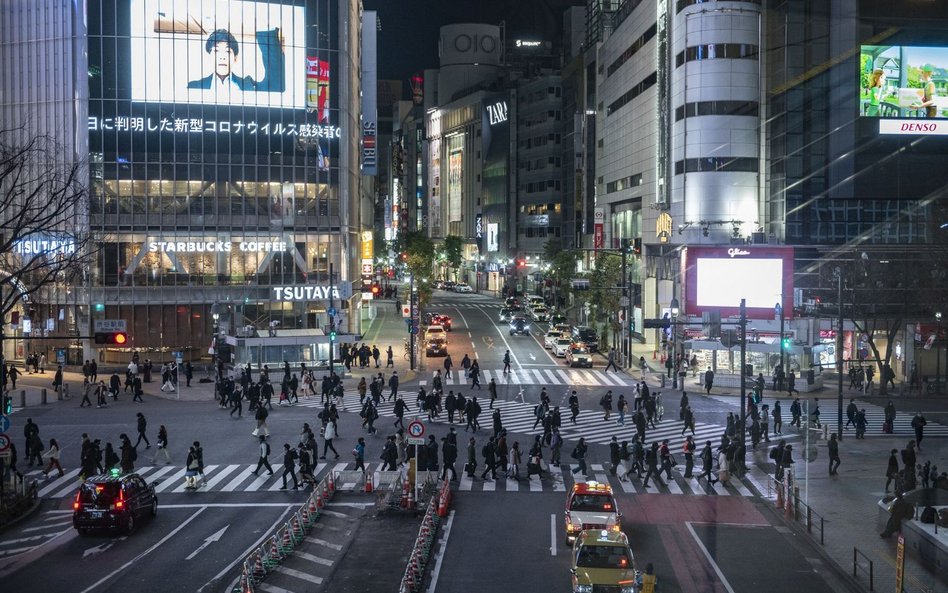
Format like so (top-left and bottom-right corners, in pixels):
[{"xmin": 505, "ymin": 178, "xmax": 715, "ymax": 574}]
[
  {"xmin": 407, "ymin": 437, "xmax": 425, "ymax": 446},
  {"xmin": 0, "ymin": 416, "xmax": 10, "ymax": 433},
  {"xmin": 0, "ymin": 433, "xmax": 11, "ymax": 452},
  {"xmin": 402, "ymin": 305, "xmax": 411, "ymax": 318},
  {"xmin": 328, "ymin": 307, "xmax": 337, "ymax": 317},
  {"xmin": 619, "ymin": 296, "xmax": 630, "ymax": 307},
  {"xmin": 56, "ymin": 349, "xmax": 66, "ymax": 364},
  {"xmin": 94, "ymin": 319, "xmax": 127, "ymax": 332},
  {"xmin": 407, "ymin": 420, "xmax": 425, "ymax": 439}
]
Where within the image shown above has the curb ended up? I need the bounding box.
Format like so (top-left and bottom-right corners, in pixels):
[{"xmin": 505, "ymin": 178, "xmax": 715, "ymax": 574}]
[{"xmin": 0, "ymin": 494, "xmax": 43, "ymax": 535}]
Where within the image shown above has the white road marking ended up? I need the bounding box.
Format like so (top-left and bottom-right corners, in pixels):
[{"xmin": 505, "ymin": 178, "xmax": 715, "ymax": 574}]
[
  {"xmin": 550, "ymin": 513, "xmax": 557, "ymax": 556},
  {"xmin": 203, "ymin": 506, "xmax": 295, "ymax": 593},
  {"xmin": 79, "ymin": 507, "xmax": 207, "ymax": 593},
  {"xmin": 275, "ymin": 565, "xmax": 324, "ymax": 584},
  {"xmin": 320, "ymin": 509, "xmax": 348, "ymax": 518},
  {"xmin": 221, "ymin": 466, "xmax": 257, "ymax": 492},
  {"xmin": 256, "ymin": 584, "xmax": 295, "ymax": 593},
  {"xmin": 427, "ymin": 510, "xmax": 455, "ymax": 593},
  {"xmin": 36, "ymin": 469, "xmax": 81, "ymax": 497},
  {"xmin": 304, "ymin": 536, "xmax": 343, "ymax": 550},
  {"xmin": 22, "ymin": 520, "xmax": 71, "ymax": 533},
  {"xmin": 685, "ymin": 522, "xmax": 737, "ymax": 593},
  {"xmin": 294, "ymin": 550, "xmax": 334, "ymax": 566},
  {"xmin": 185, "ymin": 524, "xmax": 229, "ymax": 560}
]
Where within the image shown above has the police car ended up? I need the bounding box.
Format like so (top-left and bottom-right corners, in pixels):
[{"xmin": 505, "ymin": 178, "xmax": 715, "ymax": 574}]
[
  {"xmin": 570, "ymin": 529, "xmax": 637, "ymax": 593},
  {"xmin": 564, "ymin": 481, "xmax": 622, "ymax": 544}
]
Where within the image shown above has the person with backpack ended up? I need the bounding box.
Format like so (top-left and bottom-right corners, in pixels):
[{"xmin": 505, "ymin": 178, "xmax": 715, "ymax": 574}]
[
  {"xmin": 600, "ymin": 390, "xmax": 613, "ymax": 421},
  {"xmin": 911, "ymin": 412, "xmax": 928, "ymax": 449},
  {"xmin": 253, "ymin": 404, "xmax": 270, "ymax": 438},
  {"xmin": 789, "ymin": 398, "xmax": 802, "ymax": 428},
  {"xmin": 568, "ymin": 391, "xmax": 580, "ymax": 424},
  {"xmin": 769, "ymin": 440, "xmax": 786, "ymax": 479},
  {"xmin": 353, "ymin": 437, "xmax": 366, "ymax": 473},
  {"xmin": 480, "ymin": 436, "xmax": 498, "ymax": 480},
  {"xmin": 184, "ymin": 446, "xmax": 200, "ymax": 489},
  {"xmin": 280, "ymin": 443, "xmax": 299, "ymax": 489},
  {"xmin": 253, "ymin": 435, "xmax": 274, "ymax": 476}
]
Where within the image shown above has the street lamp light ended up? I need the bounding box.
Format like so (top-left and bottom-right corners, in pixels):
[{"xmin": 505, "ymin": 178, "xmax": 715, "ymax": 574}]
[{"xmin": 775, "ymin": 301, "xmax": 785, "ymax": 388}]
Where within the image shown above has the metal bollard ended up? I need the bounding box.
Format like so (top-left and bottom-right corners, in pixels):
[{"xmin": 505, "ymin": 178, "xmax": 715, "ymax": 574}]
[
  {"xmin": 41, "ymin": 389, "xmax": 48, "ymax": 405},
  {"xmin": 56, "ymin": 385, "xmax": 62, "ymax": 401},
  {"xmin": 19, "ymin": 390, "xmax": 26, "ymax": 408}
]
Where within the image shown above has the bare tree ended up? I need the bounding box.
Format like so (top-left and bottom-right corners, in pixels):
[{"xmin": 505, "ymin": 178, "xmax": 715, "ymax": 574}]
[{"xmin": 0, "ymin": 130, "xmax": 94, "ymax": 346}]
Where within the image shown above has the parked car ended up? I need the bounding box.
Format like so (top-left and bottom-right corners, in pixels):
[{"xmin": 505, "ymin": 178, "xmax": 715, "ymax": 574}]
[
  {"xmin": 73, "ymin": 471, "xmax": 158, "ymax": 535},
  {"xmin": 454, "ymin": 283, "xmax": 473, "ymax": 293},
  {"xmin": 553, "ymin": 337, "xmax": 573, "ymax": 357},
  {"xmin": 509, "ymin": 317, "xmax": 530, "ymax": 336},
  {"xmin": 442, "ymin": 281, "xmax": 456, "ymax": 290},
  {"xmin": 434, "ymin": 280, "xmax": 445, "ymax": 290},
  {"xmin": 566, "ymin": 343, "xmax": 593, "ymax": 367},
  {"xmin": 544, "ymin": 330, "xmax": 564, "ymax": 349},
  {"xmin": 571, "ymin": 326, "xmax": 599, "ymax": 352}
]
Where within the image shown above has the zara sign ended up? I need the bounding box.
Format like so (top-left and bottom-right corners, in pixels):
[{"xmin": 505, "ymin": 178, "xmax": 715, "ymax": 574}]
[{"xmin": 486, "ymin": 101, "xmax": 508, "ymax": 126}]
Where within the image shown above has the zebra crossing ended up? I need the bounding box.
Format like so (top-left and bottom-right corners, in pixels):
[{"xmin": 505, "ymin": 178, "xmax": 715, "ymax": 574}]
[
  {"xmin": 708, "ymin": 395, "xmax": 948, "ymax": 437},
  {"xmin": 418, "ymin": 368, "xmax": 637, "ymax": 388},
  {"xmin": 427, "ymin": 302, "xmax": 503, "ymax": 309},
  {"xmin": 20, "ymin": 459, "xmax": 771, "ymax": 499},
  {"xmin": 297, "ymin": 392, "xmax": 792, "ymax": 454}
]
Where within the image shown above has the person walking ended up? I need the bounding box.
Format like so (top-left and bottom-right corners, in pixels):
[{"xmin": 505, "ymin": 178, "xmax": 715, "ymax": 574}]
[
  {"xmin": 704, "ymin": 367, "xmax": 714, "ymax": 395},
  {"xmin": 550, "ymin": 428, "xmax": 563, "ymax": 466},
  {"xmin": 828, "ymin": 433, "xmax": 841, "ymax": 476},
  {"xmin": 508, "ymin": 441, "xmax": 522, "ymax": 481},
  {"xmin": 698, "ymin": 440, "xmax": 716, "ymax": 484},
  {"xmin": 605, "ymin": 348, "xmax": 619, "ymax": 372},
  {"xmin": 386, "ymin": 346, "xmax": 394, "ymax": 368},
  {"xmin": 568, "ymin": 391, "xmax": 580, "ymax": 424},
  {"xmin": 642, "ymin": 442, "xmax": 663, "ymax": 488},
  {"xmin": 502, "ymin": 350, "xmax": 511, "ymax": 375},
  {"xmin": 184, "ymin": 446, "xmax": 201, "ymax": 489},
  {"xmin": 609, "ymin": 436, "xmax": 621, "ymax": 476},
  {"xmin": 682, "ymin": 436, "xmax": 696, "ymax": 478},
  {"xmin": 280, "ymin": 444, "xmax": 300, "ymax": 489},
  {"xmin": 441, "ymin": 436, "xmax": 458, "ymax": 481},
  {"xmin": 855, "ymin": 408, "xmax": 869, "ymax": 439},
  {"xmin": 681, "ymin": 405, "xmax": 695, "ymax": 436},
  {"xmin": 152, "ymin": 425, "xmax": 172, "ymax": 464},
  {"xmin": 393, "ymin": 396, "xmax": 409, "ymax": 429},
  {"xmin": 846, "ymin": 399, "xmax": 859, "ymax": 429},
  {"xmin": 480, "ymin": 436, "xmax": 498, "ymax": 480},
  {"xmin": 41, "ymin": 438, "xmax": 64, "ymax": 478},
  {"xmin": 252, "ymin": 435, "xmax": 274, "ymax": 476},
  {"xmin": 488, "ymin": 378, "xmax": 497, "ymax": 409},
  {"xmin": 789, "ymin": 398, "xmax": 802, "ymax": 428},
  {"xmin": 470, "ymin": 362, "xmax": 481, "ymax": 389},
  {"xmin": 119, "ymin": 434, "xmax": 136, "ymax": 474},
  {"xmin": 388, "ymin": 371, "xmax": 399, "ymax": 401},
  {"xmin": 253, "ymin": 404, "xmax": 270, "ymax": 438},
  {"xmin": 772, "ymin": 400, "xmax": 783, "ymax": 435},
  {"xmin": 884, "ymin": 448, "xmax": 899, "ymax": 493},
  {"xmin": 79, "ymin": 379, "xmax": 94, "ymax": 408},
  {"xmin": 570, "ymin": 437, "xmax": 588, "ymax": 479},
  {"xmin": 23, "ymin": 418, "xmax": 39, "ymax": 466},
  {"xmin": 911, "ymin": 412, "xmax": 927, "ymax": 449},
  {"xmin": 600, "ymin": 390, "xmax": 613, "ymax": 421},
  {"xmin": 787, "ymin": 371, "xmax": 799, "ymax": 395},
  {"xmin": 320, "ymin": 418, "xmax": 340, "ymax": 459},
  {"xmin": 134, "ymin": 413, "xmax": 150, "ymax": 448},
  {"xmin": 104, "ymin": 442, "xmax": 120, "ymax": 472},
  {"xmin": 353, "ymin": 438, "xmax": 366, "ymax": 473}
]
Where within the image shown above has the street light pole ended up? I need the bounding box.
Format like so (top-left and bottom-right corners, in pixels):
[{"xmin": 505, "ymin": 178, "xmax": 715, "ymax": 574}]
[
  {"xmin": 836, "ymin": 267, "xmax": 844, "ymax": 441},
  {"xmin": 409, "ymin": 273, "xmax": 416, "ymax": 371},
  {"xmin": 739, "ymin": 298, "xmax": 747, "ymax": 446},
  {"xmin": 775, "ymin": 301, "xmax": 785, "ymax": 380},
  {"xmin": 621, "ymin": 240, "xmax": 629, "ymax": 367},
  {"xmin": 328, "ymin": 261, "xmax": 336, "ymax": 375},
  {"xmin": 670, "ymin": 297, "xmax": 680, "ymax": 390}
]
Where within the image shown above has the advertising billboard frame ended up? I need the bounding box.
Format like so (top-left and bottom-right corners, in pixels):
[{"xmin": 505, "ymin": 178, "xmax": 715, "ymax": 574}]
[{"xmin": 682, "ymin": 246, "xmax": 794, "ymax": 320}]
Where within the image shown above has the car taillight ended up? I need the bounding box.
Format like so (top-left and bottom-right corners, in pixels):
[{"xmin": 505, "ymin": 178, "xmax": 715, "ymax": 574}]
[{"xmin": 73, "ymin": 492, "xmax": 82, "ymax": 511}]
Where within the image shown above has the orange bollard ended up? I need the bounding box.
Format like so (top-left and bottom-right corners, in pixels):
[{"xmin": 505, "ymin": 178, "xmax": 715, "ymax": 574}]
[
  {"xmin": 365, "ymin": 474, "xmax": 373, "ymax": 494},
  {"xmin": 653, "ymin": 350, "xmax": 657, "ymax": 360},
  {"xmin": 309, "ymin": 495, "xmax": 319, "ymax": 515},
  {"xmin": 328, "ymin": 472, "xmax": 336, "ymax": 494}
]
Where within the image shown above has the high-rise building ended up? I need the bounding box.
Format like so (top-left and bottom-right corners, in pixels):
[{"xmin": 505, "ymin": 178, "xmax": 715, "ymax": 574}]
[{"xmin": 0, "ymin": 0, "xmax": 366, "ymax": 366}]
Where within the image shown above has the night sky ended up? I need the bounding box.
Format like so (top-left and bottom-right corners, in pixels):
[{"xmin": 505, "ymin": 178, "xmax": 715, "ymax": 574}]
[{"xmin": 364, "ymin": 0, "xmax": 581, "ymax": 87}]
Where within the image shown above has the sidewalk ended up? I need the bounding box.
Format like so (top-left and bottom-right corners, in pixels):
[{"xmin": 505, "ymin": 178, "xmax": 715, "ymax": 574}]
[{"xmin": 10, "ymin": 368, "xmax": 215, "ymax": 405}]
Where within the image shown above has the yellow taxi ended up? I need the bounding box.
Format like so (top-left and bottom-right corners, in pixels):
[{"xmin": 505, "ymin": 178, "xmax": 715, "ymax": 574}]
[
  {"xmin": 565, "ymin": 481, "xmax": 622, "ymax": 544},
  {"xmin": 570, "ymin": 529, "xmax": 637, "ymax": 593}
]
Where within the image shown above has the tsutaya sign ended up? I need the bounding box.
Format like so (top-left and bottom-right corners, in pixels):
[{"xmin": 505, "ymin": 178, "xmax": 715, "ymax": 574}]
[
  {"xmin": 148, "ymin": 240, "xmax": 288, "ymax": 253},
  {"xmin": 272, "ymin": 286, "xmax": 349, "ymax": 301}
]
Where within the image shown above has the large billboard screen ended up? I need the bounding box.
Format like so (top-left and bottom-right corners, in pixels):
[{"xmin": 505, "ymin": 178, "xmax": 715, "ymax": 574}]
[
  {"xmin": 130, "ymin": 0, "xmax": 306, "ymax": 109},
  {"xmin": 860, "ymin": 45, "xmax": 948, "ymax": 124},
  {"xmin": 683, "ymin": 247, "xmax": 794, "ymax": 320}
]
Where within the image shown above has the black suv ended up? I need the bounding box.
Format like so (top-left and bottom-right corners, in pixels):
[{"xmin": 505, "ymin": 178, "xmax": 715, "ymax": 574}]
[
  {"xmin": 571, "ymin": 326, "xmax": 599, "ymax": 352},
  {"xmin": 510, "ymin": 317, "xmax": 530, "ymax": 336},
  {"xmin": 73, "ymin": 472, "xmax": 158, "ymax": 535}
]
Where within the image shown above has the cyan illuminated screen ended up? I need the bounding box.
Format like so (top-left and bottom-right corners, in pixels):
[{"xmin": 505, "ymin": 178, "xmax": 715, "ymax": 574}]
[
  {"xmin": 695, "ymin": 258, "xmax": 783, "ymax": 309},
  {"xmin": 130, "ymin": 0, "xmax": 306, "ymax": 109}
]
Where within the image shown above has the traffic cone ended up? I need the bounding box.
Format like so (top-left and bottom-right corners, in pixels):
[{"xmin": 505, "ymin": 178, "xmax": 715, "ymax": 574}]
[
  {"xmin": 252, "ymin": 553, "xmax": 267, "ymax": 580},
  {"xmin": 364, "ymin": 474, "xmax": 373, "ymax": 493},
  {"xmin": 268, "ymin": 536, "xmax": 283, "ymax": 562},
  {"xmin": 280, "ymin": 524, "xmax": 294, "ymax": 551},
  {"xmin": 309, "ymin": 494, "xmax": 320, "ymax": 515},
  {"xmin": 402, "ymin": 568, "xmax": 415, "ymax": 592},
  {"xmin": 400, "ymin": 478, "xmax": 410, "ymax": 508},
  {"xmin": 406, "ymin": 482, "xmax": 414, "ymax": 510},
  {"xmin": 328, "ymin": 471, "xmax": 336, "ymax": 494}
]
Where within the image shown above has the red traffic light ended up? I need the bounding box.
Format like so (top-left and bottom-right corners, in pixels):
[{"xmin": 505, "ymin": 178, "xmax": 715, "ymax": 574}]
[
  {"xmin": 94, "ymin": 331, "xmax": 128, "ymax": 345},
  {"xmin": 516, "ymin": 259, "xmax": 526, "ymax": 268},
  {"xmin": 371, "ymin": 285, "xmax": 380, "ymax": 295}
]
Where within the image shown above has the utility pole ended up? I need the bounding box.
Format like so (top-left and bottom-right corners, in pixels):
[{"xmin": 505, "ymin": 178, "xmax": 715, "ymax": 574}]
[
  {"xmin": 836, "ymin": 266, "xmax": 843, "ymax": 441},
  {"xmin": 328, "ymin": 262, "xmax": 335, "ymax": 374},
  {"xmin": 409, "ymin": 273, "xmax": 417, "ymax": 371},
  {"xmin": 739, "ymin": 298, "xmax": 747, "ymax": 446},
  {"xmin": 620, "ymin": 239, "xmax": 629, "ymax": 367}
]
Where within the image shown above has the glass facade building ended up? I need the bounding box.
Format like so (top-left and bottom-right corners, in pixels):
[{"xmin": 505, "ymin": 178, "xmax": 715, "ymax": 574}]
[{"xmin": 1, "ymin": 0, "xmax": 364, "ymax": 364}]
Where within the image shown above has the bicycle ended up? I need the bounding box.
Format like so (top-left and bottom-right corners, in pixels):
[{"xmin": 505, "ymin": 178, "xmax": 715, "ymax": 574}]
[{"xmin": 403, "ymin": 340, "xmax": 411, "ymax": 360}]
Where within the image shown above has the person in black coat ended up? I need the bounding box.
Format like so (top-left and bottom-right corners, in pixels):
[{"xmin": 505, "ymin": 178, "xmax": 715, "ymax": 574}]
[
  {"xmin": 440, "ymin": 437, "xmax": 458, "ymax": 481},
  {"xmin": 480, "ymin": 436, "xmax": 497, "ymax": 480},
  {"xmin": 280, "ymin": 443, "xmax": 299, "ymax": 489}
]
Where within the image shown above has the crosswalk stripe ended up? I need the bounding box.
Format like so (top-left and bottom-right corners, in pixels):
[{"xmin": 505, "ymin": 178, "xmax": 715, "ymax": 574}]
[
  {"xmin": 172, "ymin": 465, "xmax": 219, "ymax": 493},
  {"xmin": 36, "ymin": 469, "xmax": 81, "ymax": 498},
  {"xmin": 459, "ymin": 474, "xmax": 473, "ymax": 491},
  {"xmin": 222, "ymin": 466, "xmax": 257, "ymax": 492},
  {"xmin": 666, "ymin": 474, "xmax": 684, "ymax": 495},
  {"xmin": 202, "ymin": 464, "xmax": 241, "ymax": 490},
  {"xmin": 154, "ymin": 469, "xmax": 188, "ymax": 493}
]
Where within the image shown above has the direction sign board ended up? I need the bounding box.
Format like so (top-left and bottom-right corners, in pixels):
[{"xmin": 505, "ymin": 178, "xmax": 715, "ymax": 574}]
[
  {"xmin": 407, "ymin": 420, "xmax": 425, "ymax": 439},
  {"xmin": 407, "ymin": 437, "xmax": 425, "ymax": 446},
  {"xmin": 0, "ymin": 416, "xmax": 10, "ymax": 433},
  {"xmin": 94, "ymin": 319, "xmax": 127, "ymax": 332},
  {"xmin": 0, "ymin": 433, "xmax": 11, "ymax": 452}
]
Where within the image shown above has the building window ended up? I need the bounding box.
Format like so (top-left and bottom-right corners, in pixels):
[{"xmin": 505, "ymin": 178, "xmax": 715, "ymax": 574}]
[
  {"xmin": 605, "ymin": 173, "xmax": 643, "ymax": 194},
  {"xmin": 676, "ymin": 0, "xmax": 760, "ymax": 13},
  {"xmin": 606, "ymin": 23, "xmax": 657, "ymax": 78},
  {"xmin": 675, "ymin": 44, "xmax": 758, "ymax": 68},
  {"xmin": 606, "ymin": 72, "xmax": 657, "ymax": 116},
  {"xmin": 674, "ymin": 100, "xmax": 759, "ymax": 121},
  {"xmin": 673, "ymin": 157, "xmax": 758, "ymax": 175}
]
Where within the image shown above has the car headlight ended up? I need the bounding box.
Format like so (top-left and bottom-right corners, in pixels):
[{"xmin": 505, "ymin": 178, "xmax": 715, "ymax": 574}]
[
  {"xmin": 575, "ymin": 586, "xmax": 593, "ymax": 593},
  {"xmin": 620, "ymin": 587, "xmax": 636, "ymax": 593}
]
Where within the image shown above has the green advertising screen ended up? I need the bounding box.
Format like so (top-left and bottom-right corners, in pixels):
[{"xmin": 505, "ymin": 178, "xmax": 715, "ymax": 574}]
[{"xmin": 860, "ymin": 45, "xmax": 948, "ymax": 119}]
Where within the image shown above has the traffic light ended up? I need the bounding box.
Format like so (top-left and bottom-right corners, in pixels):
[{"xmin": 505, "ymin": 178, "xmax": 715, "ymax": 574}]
[
  {"xmin": 94, "ymin": 331, "xmax": 128, "ymax": 345},
  {"xmin": 781, "ymin": 336, "xmax": 792, "ymax": 350},
  {"xmin": 329, "ymin": 330, "xmax": 337, "ymax": 340},
  {"xmin": 371, "ymin": 284, "xmax": 381, "ymax": 297},
  {"xmin": 94, "ymin": 303, "xmax": 105, "ymax": 312},
  {"xmin": 400, "ymin": 252, "xmax": 408, "ymax": 262},
  {"xmin": 3, "ymin": 393, "xmax": 11, "ymax": 414},
  {"xmin": 632, "ymin": 238, "xmax": 642, "ymax": 255},
  {"xmin": 516, "ymin": 259, "xmax": 526, "ymax": 268}
]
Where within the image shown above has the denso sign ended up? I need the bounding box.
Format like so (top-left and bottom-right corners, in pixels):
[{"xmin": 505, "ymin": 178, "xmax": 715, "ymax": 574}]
[{"xmin": 879, "ymin": 119, "xmax": 948, "ymax": 136}]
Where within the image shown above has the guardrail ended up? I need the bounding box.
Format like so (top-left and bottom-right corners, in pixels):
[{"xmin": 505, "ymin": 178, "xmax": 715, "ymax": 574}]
[
  {"xmin": 232, "ymin": 472, "xmax": 337, "ymax": 593},
  {"xmin": 767, "ymin": 472, "xmax": 825, "ymax": 545},
  {"xmin": 398, "ymin": 478, "xmax": 451, "ymax": 593},
  {"xmin": 852, "ymin": 547, "xmax": 874, "ymax": 591}
]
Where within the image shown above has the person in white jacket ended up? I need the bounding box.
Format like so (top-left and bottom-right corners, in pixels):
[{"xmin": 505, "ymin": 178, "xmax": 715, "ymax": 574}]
[
  {"xmin": 717, "ymin": 449, "xmax": 731, "ymax": 485},
  {"xmin": 508, "ymin": 442, "xmax": 522, "ymax": 480},
  {"xmin": 42, "ymin": 439, "xmax": 64, "ymax": 477},
  {"xmin": 320, "ymin": 419, "xmax": 340, "ymax": 459}
]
